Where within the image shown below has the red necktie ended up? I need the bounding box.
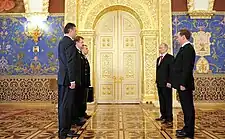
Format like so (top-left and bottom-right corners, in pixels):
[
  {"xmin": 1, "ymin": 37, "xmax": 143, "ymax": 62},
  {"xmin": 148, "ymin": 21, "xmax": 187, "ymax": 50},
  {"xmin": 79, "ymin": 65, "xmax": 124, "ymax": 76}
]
[{"xmin": 158, "ymin": 56, "xmax": 163, "ymax": 65}]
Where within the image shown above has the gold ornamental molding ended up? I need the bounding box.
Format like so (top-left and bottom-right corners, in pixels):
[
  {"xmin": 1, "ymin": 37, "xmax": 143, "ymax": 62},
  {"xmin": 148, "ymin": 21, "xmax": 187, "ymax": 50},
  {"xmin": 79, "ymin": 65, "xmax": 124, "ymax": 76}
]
[
  {"xmin": 140, "ymin": 29, "xmax": 158, "ymax": 37},
  {"xmin": 192, "ymin": 30, "xmax": 212, "ymax": 74},
  {"xmin": 0, "ymin": 75, "xmax": 57, "ymax": 80},
  {"xmin": 0, "ymin": 13, "xmax": 64, "ymax": 17},
  {"xmin": 91, "ymin": 5, "xmax": 144, "ymax": 29},
  {"xmin": 23, "ymin": 0, "xmax": 50, "ymax": 21},
  {"xmin": 64, "ymin": 0, "xmax": 76, "ymax": 26},
  {"xmin": 187, "ymin": 0, "xmax": 216, "ymax": 19},
  {"xmin": 64, "ymin": 0, "xmax": 172, "ymax": 103}
]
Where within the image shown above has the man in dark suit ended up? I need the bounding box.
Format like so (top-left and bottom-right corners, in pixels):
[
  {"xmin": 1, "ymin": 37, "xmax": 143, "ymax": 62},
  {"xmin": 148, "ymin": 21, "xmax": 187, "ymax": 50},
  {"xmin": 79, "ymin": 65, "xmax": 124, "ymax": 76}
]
[
  {"xmin": 155, "ymin": 43, "xmax": 174, "ymax": 128},
  {"xmin": 57, "ymin": 23, "xmax": 78, "ymax": 138},
  {"xmin": 80, "ymin": 45, "xmax": 91, "ymax": 119},
  {"xmin": 71, "ymin": 36, "xmax": 87, "ymax": 125},
  {"xmin": 171, "ymin": 29, "xmax": 196, "ymax": 138}
]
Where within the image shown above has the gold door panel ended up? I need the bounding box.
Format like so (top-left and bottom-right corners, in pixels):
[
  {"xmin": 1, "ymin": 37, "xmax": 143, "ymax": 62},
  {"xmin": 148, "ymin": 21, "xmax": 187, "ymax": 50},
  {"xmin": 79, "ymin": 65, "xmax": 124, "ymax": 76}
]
[
  {"xmin": 66, "ymin": 0, "xmax": 173, "ymax": 103},
  {"xmin": 96, "ymin": 11, "xmax": 140, "ymax": 103}
]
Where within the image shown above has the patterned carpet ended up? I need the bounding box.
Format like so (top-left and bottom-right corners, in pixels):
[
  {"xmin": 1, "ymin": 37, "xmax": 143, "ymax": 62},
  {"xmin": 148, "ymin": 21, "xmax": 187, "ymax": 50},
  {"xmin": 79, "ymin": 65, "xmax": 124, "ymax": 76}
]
[{"xmin": 0, "ymin": 104, "xmax": 224, "ymax": 139}]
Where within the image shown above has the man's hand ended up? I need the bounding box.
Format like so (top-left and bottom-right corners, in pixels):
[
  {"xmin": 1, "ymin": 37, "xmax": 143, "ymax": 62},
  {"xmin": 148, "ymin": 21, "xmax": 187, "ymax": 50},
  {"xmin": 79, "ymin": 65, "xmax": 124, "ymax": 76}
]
[
  {"xmin": 180, "ymin": 85, "xmax": 186, "ymax": 91},
  {"xmin": 69, "ymin": 82, "xmax": 76, "ymax": 89},
  {"xmin": 166, "ymin": 83, "xmax": 171, "ymax": 88}
]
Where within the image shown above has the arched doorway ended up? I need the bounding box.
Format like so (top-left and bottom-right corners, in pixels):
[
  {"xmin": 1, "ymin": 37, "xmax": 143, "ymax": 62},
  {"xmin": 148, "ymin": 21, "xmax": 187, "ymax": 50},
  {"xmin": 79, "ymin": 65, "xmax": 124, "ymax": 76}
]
[
  {"xmin": 65, "ymin": 0, "xmax": 173, "ymax": 103},
  {"xmin": 95, "ymin": 11, "xmax": 141, "ymax": 103}
]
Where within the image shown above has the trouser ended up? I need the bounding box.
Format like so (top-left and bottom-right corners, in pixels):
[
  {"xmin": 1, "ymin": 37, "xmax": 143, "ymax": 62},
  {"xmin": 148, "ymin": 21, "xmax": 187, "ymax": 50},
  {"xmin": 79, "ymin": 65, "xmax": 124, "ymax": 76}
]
[
  {"xmin": 157, "ymin": 86, "xmax": 173, "ymax": 121},
  {"xmin": 58, "ymin": 85, "xmax": 74, "ymax": 136},
  {"xmin": 178, "ymin": 89, "xmax": 195, "ymax": 137}
]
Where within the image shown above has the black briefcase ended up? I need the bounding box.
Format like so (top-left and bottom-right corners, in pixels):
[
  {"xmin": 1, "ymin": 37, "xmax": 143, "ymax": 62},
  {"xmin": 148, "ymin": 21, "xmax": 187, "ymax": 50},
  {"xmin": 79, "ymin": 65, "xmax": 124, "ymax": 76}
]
[{"xmin": 87, "ymin": 87, "xmax": 94, "ymax": 102}]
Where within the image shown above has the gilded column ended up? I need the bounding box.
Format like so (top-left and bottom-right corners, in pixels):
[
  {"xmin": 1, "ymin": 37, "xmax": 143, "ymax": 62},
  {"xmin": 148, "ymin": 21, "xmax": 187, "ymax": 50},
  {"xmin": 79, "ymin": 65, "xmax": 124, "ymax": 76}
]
[
  {"xmin": 159, "ymin": 0, "xmax": 173, "ymax": 54},
  {"xmin": 64, "ymin": 0, "xmax": 76, "ymax": 25},
  {"xmin": 141, "ymin": 30, "xmax": 158, "ymax": 103}
]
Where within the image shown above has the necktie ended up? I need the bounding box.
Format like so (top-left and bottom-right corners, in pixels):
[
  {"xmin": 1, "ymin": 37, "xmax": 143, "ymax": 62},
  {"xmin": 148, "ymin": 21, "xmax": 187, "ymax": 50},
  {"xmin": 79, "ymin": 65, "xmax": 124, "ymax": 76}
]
[{"xmin": 158, "ymin": 56, "xmax": 163, "ymax": 65}]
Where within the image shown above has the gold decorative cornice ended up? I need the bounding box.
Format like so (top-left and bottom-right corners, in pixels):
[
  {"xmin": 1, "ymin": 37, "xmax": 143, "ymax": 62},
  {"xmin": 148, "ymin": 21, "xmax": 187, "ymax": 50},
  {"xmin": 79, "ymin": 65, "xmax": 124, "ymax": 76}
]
[
  {"xmin": 188, "ymin": 10, "xmax": 215, "ymax": 19},
  {"xmin": 1, "ymin": 12, "xmax": 224, "ymax": 17},
  {"xmin": 78, "ymin": 30, "xmax": 95, "ymax": 36},
  {"xmin": 187, "ymin": 0, "xmax": 215, "ymax": 19},
  {"xmin": 172, "ymin": 12, "xmax": 188, "ymax": 15},
  {"xmin": 0, "ymin": 75, "xmax": 57, "ymax": 79},
  {"xmin": 194, "ymin": 73, "xmax": 225, "ymax": 77},
  {"xmin": 172, "ymin": 11, "xmax": 225, "ymax": 15},
  {"xmin": 0, "ymin": 13, "xmax": 25, "ymax": 16},
  {"xmin": 0, "ymin": 13, "xmax": 64, "ymax": 17}
]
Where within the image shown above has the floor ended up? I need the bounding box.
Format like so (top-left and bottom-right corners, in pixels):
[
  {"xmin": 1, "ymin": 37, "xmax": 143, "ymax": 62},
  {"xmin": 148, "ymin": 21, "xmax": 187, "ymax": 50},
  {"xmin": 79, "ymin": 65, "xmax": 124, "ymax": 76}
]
[{"xmin": 0, "ymin": 103, "xmax": 224, "ymax": 139}]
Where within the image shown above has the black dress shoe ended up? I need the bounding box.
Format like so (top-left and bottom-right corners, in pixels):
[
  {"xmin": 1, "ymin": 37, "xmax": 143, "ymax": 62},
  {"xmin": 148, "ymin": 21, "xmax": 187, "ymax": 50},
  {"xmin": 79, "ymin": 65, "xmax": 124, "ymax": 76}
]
[
  {"xmin": 176, "ymin": 131, "xmax": 193, "ymax": 138},
  {"xmin": 161, "ymin": 119, "xmax": 167, "ymax": 124},
  {"xmin": 72, "ymin": 119, "xmax": 86, "ymax": 126},
  {"xmin": 165, "ymin": 122, "xmax": 173, "ymax": 128},
  {"xmin": 155, "ymin": 117, "xmax": 165, "ymax": 121},
  {"xmin": 176, "ymin": 129, "xmax": 184, "ymax": 134},
  {"xmin": 79, "ymin": 117, "xmax": 87, "ymax": 122},
  {"xmin": 66, "ymin": 132, "xmax": 79, "ymax": 137},
  {"xmin": 59, "ymin": 136, "xmax": 66, "ymax": 139},
  {"xmin": 59, "ymin": 130, "xmax": 75, "ymax": 138},
  {"xmin": 84, "ymin": 114, "xmax": 91, "ymax": 119}
]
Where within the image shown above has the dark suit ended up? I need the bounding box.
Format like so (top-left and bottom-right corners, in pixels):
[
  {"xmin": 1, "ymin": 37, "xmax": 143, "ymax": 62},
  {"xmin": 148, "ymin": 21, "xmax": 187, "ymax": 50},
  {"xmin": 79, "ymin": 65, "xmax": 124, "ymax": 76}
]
[
  {"xmin": 156, "ymin": 53, "xmax": 174, "ymax": 122},
  {"xmin": 71, "ymin": 48, "xmax": 84, "ymax": 121},
  {"xmin": 74, "ymin": 53, "xmax": 91, "ymax": 118},
  {"xmin": 80, "ymin": 55, "xmax": 91, "ymax": 116},
  {"xmin": 57, "ymin": 36, "xmax": 77, "ymax": 137},
  {"xmin": 171, "ymin": 43, "xmax": 196, "ymax": 138}
]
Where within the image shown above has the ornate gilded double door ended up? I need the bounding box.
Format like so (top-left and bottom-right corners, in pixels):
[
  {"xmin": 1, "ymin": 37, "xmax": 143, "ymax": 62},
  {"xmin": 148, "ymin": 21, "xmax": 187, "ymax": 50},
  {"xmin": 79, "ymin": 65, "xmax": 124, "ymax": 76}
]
[{"xmin": 95, "ymin": 11, "xmax": 141, "ymax": 103}]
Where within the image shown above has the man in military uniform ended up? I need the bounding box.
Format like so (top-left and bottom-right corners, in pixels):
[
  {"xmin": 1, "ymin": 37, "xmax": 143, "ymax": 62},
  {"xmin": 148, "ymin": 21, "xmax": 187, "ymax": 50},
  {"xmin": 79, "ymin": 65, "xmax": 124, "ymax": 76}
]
[{"xmin": 80, "ymin": 44, "xmax": 91, "ymax": 119}]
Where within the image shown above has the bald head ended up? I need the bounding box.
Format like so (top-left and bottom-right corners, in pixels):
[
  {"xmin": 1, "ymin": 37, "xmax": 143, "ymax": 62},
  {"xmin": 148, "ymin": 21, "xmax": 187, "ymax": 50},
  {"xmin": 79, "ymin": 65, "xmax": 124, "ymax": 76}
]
[{"xmin": 159, "ymin": 43, "xmax": 168, "ymax": 54}]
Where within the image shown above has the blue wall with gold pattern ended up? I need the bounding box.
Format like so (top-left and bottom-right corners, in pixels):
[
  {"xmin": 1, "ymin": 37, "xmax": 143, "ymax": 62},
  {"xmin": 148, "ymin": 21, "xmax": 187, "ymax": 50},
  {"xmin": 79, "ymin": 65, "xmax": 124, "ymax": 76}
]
[
  {"xmin": 172, "ymin": 14, "xmax": 225, "ymax": 73},
  {"xmin": 0, "ymin": 16, "xmax": 64, "ymax": 75},
  {"xmin": 0, "ymin": 14, "xmax": 225, "ymax": 75}
]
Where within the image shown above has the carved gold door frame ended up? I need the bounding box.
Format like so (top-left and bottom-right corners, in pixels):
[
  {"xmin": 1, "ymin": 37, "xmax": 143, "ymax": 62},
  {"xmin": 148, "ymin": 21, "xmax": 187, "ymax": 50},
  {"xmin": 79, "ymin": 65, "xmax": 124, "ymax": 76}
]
[
  {"xmin": 94, "ymin": 11, "xmax": 141, "ymax": 103},
  {"xmin": 64, "ymin": 0, "xmax": 173, "ymax": 103}
]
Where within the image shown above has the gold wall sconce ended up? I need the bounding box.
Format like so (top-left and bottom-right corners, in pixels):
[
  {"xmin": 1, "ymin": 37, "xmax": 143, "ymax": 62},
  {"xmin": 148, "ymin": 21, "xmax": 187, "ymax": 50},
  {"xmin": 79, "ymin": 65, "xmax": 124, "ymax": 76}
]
[
  {"xmin": 24, "ymin": 22, "xmax": 43, "ymax": 44},
  {"xmin": 187, "ymin": 0, "xmax": 215, "ymax": 19},
  {"xmin": 23, "ymin": 0, "xmax": 49, "ymax": 48}
]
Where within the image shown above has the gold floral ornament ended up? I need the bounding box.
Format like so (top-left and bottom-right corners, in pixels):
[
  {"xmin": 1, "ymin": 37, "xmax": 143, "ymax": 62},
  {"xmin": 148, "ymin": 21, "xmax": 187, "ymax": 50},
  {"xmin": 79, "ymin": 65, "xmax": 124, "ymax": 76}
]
[
  {"xmin": 193, "ymin": 30, "xmax": 212, "ymax": 74},
  {"xmin": 187, "ymin": 0, "xmax": 215, "ymax": 19},
  {"xmin": 23, "ymin": 0, "xmax": 49, "ymax": 45},
  {"xmin": 196, "ymin": 56, "xmax": 210, "ymax": 74}
]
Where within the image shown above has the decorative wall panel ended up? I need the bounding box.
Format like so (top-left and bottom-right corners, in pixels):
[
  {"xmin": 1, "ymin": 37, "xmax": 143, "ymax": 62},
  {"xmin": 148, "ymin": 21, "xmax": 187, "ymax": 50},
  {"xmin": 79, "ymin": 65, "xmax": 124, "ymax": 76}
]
[
  {"xmin": 194, "ymin": 74, "xmax": 225, "ymax": 102},
  {"xmin": 0, "ymin": 76, "xmax": 57, "ymax": 102},
  {"xmin": 0, "ymin": 16, "xmax": 64, "ymax": 75},
  {"xmin": 172, "ymin": 14, "xmax": 225, "ymax": 73}
]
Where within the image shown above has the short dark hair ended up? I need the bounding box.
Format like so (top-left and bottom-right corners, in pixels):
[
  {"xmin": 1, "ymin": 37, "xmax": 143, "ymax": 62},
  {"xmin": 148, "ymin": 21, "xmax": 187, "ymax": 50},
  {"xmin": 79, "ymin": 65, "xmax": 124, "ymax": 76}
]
[
  {"xmin": 64, "ymin": 23, "xmax": 76, "ymax": 34},
  {"xmin": 179, "ymin": 29, "xmax": 191, "ymax": 40},
  {"xmin": 75, "ymin": 36, "xmax": 84, "ymax": 42}
]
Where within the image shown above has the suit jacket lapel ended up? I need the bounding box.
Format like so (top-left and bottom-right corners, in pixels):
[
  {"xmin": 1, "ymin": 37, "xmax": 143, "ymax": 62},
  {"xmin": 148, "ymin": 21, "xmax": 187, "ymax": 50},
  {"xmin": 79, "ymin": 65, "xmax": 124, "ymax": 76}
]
[
  {"xmin": 157, "ymin": 57, "xmax": 160, "ymax": 68},
  {"xmin": 158, "ymin": 54, "xmax": 167, "ymax": 67},
  {"xmin": 175, "ymin": 47, "xmax": 184, "ymax": 60}
]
